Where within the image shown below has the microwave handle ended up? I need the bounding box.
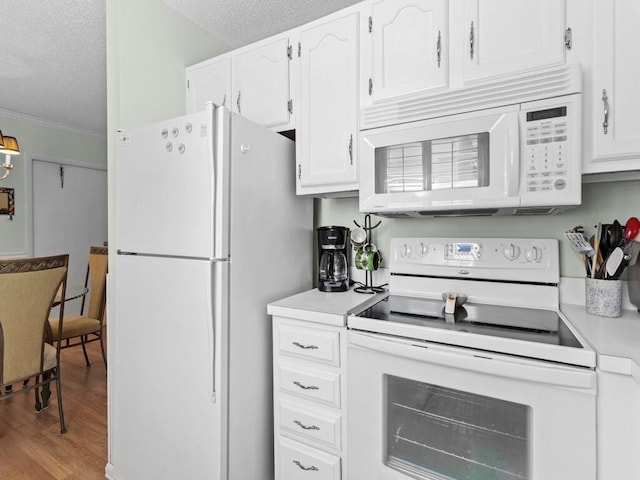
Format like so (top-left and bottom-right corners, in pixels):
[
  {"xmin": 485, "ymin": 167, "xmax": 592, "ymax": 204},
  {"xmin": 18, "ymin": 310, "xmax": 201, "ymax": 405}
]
[
  {"xmin": 348, "ymin": 331, "xmax": 595, "ymax": 390},
  {"xmin": 507, "ymin": 113, "xmax": 521, "ymax": 197}
]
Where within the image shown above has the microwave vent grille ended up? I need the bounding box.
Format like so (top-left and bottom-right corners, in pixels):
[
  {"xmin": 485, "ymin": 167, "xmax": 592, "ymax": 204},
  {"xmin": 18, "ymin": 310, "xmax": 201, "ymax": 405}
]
[{"xmin": 362, "ymin": 64, "xmax": 581, "ymax": 130}]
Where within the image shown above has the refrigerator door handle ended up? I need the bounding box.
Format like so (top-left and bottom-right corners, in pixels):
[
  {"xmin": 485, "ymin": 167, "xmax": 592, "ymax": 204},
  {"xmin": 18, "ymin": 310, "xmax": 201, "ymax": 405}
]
[
  {"xmin": 208, "ymin": 260, "xmax": 218, "ymax": 402},
  {"xmin": 206, "ymin": 102, "xmax": 217, "ymax": 259}
]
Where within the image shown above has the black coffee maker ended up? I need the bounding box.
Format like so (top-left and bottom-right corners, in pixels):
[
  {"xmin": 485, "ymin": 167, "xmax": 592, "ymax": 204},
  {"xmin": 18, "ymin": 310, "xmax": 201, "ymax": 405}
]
[{"xmin": 317, "ymin": 226, "xmax": 350, "ymax": 292}]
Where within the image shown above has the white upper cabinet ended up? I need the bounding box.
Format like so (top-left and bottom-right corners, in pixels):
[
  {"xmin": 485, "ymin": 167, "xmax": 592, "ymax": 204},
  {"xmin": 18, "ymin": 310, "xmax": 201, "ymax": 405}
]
[
  {"xmin": 362, "ymin": 0, "xmax": 448, "ymax": 107},
  {"xmin": 296, "ymin": 9, "xmax": 360, "ymax": 197},
  {"xmin": 186, "ymin": 54, "xmax": 232, "ymax": 113},
  {"xmin": 460, "ymin": 0, "xmax": 567, "ymax": 84},
  {"xmin": 234, "ymin": 35, "xmax": 294, "ymax": 131},
  {"xmin": 587, "ymin": 0, "xmax": 640, "ymax": 174}
]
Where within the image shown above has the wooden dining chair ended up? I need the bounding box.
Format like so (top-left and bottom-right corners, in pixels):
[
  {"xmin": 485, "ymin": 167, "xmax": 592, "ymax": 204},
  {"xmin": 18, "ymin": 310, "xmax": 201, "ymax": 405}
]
[
  {"xmin": 0, "ymin": 254, "xmax": 69, "ymax": 434},
  {"xmin": 49, "ymin": 246, "xmax": 108, "ymax": 368}
]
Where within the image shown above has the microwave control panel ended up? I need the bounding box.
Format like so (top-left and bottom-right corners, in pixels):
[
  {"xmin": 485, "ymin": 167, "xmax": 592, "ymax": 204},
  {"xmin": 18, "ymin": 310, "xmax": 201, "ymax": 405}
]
[
  {"xmin": 520, "ymin": 93, "xmax": 580, "ymax": 207},
  {"xmin": 524, "ymin": 105, "xmax": 569, "ymax": 193}
]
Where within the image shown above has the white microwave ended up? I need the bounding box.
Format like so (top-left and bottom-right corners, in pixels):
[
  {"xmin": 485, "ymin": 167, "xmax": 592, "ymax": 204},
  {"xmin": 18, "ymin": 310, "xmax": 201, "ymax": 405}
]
[{"xmin": 359, "ymin": 94, "xmax": 582, "ymax": 217}]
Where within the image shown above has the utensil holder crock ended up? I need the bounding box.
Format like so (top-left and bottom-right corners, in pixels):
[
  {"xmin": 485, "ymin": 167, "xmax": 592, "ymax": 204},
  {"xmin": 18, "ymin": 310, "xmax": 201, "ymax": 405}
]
[{"xmin": 585, "ymin": 278, "xmax": 622, "ymax": 317}]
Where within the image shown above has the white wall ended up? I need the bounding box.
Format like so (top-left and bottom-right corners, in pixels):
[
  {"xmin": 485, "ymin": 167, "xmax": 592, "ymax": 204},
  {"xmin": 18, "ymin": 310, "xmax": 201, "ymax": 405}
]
[
  {"xmin": 317, "ymin": 179, "xmax": 640, "ymax": 279},
  {"xmin": 0, "ymin": 112, "xmax": 107, "ymax": 257}
]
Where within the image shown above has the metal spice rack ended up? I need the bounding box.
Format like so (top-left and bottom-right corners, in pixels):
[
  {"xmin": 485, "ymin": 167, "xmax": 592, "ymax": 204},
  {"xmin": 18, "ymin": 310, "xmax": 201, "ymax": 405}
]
[{"xmin": 353, "ymin": 214, "xmax": 386, "ymax": 294}]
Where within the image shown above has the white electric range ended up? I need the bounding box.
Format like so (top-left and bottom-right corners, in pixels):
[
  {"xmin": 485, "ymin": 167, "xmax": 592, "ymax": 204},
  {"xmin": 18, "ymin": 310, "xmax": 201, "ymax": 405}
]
[{"xmin": 346, "ymin": 237, "xmax": 596, "ymax": 480}]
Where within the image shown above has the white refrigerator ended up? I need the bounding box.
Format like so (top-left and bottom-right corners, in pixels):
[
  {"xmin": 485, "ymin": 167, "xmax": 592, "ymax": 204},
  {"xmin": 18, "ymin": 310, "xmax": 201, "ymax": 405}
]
[{"xmin": 109, "ymin": 103, "xmax": 312, "ymax": 480}]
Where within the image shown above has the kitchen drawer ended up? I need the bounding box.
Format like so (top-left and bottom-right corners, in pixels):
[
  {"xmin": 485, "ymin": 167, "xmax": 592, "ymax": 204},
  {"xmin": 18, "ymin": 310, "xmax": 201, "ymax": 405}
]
[
  {"xmin": 276, "ymin": 323, "xmax": 340, "ymax": 366},
  {"xmin": 279, "ymin": 397, "xmax": 342, "ymax": 449},
  {"xmin": 277, "ymin": 359, "xmax": 341, "ymax": 408},
  {"xmin": 278, "ymin": 436, "xmax": 341, "ymax": 480}
]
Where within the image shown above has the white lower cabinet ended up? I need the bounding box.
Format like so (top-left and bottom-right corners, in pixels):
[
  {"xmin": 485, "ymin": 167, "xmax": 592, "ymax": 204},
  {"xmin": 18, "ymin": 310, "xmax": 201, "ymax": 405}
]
[
  {"xmin": 273, "ymin": 316, "xmax": 346, "ymax": 480},
  {"xmin": 278, "ymin": 436, "xmax": 341, "ymax": 480},
  {"xmin": 597, "ymin": 367, "xmax": 640, "ymax": 479}
]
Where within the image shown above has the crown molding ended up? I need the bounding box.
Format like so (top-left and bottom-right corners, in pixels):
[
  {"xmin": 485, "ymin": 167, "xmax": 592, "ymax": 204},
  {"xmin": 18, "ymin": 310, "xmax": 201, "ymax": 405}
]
[{"xmin": 0, "ymin": 107, "xmax": 106, "ymax": 139}]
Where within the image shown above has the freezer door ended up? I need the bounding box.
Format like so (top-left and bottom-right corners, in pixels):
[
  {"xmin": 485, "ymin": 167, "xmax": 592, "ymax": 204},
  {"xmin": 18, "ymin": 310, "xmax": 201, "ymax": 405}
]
[
  {"xmin": 111, "ymin": 254, "xmax": 228, "ymax": 479},
  {"xmin": 116, "ymin": 103, "xmax": 224, "ymax": 259}
]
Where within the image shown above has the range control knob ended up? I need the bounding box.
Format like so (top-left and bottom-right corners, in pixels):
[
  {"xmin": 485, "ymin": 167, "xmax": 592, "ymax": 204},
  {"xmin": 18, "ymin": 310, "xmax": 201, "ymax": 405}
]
[
  {"xmin": 399, "ymin": 244, "xmax": 412, "ymax": 258},
  {"xmin": 417, "ymin": 242, "xmax": 429, "ymax": 256},
  {"xmin": 502, "ymin": 244, "xmax": 521, "ymax": 261},
  {"xmin": 525, "ymin": 246, "xmax": 543, "ymax": 263}
]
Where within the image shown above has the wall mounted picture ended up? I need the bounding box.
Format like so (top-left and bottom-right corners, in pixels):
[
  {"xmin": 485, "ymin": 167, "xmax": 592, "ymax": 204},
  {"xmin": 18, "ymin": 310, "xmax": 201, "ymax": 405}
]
[{"xmin": 0, "ymin": 187, "xmax": 15, "ymax": 220}]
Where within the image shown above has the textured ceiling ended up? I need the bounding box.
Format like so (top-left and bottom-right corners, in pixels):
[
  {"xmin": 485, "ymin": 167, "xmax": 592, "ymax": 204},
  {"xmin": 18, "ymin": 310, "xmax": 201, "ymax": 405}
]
[
  {"xmin": 162, "ymin": 0, "xmax": 362, "ymax": 48},
  {"xmin": 0, "ymin": 0, "xmax": 106, "ymax": 135},
  {"xmin": 0, "ymin": 0, "xmax": 360, "ymax": 137}
]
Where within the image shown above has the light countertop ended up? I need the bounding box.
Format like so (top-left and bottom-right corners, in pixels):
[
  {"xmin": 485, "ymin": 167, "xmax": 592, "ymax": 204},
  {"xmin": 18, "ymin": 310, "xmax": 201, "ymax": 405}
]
[
  {"xmin": 562, "ymin": 303, "xmax": 640, "ymax": 379},
  {"xmin": 267, "ymin": 287, "xmax": 387, "ymax": 327}
]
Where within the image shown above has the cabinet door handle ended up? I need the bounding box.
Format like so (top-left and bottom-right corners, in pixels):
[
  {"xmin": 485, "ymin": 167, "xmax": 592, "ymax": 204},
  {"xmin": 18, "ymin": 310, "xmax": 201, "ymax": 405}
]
[
  {"xmin": 236, "ymin": 91, "xmax": 241, "ymax": 115},
  {"xmin": 292, "ymin": 341, "xmax": 318, "ymax": 350},
  {"xmin": 348, "ymin": 134, "xmax": 353, "ymax": 164},
  {"xmin": 293, "ymin": 460, "xmax": 319, "ymax": 472},
  {"xmin": 294, "ymin": 419, "xmax": 320, "ymax": 430},
  {"xmin": 293, "ymin": 381, "xmax": 319, "ymax": 390},
  {"xmin": 368, "ymin": 78, "xmax": 373, "ymax": 96},
  {"xmin": 602, "ymin": 88, "xmax": 609, "ymax": 135},
  {"xmin": 469, "ymin": 21, "xmax": 475, "ymax": 60},
  {"xmin": 297, "ymin": 164, "xmax": 302, "ymax": 180},
  {"xmin": 437, "ymin": 30, "xmax": 442, "ymax": 68},
  {"xmin": 221, "ymin": 94, "xmax": 226, "ymax": 107}
]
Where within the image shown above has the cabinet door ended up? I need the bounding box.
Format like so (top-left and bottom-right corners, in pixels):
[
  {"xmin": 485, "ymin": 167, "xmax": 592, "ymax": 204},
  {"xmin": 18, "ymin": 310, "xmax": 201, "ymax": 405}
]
[
  {"xmin": 365, "ymin": 0, "xmax": 447, "ymax": 106},
  {"xmin": 235, "ymin": 36, "xmax": 292, "ymax": 130},
  {"xmin": 297, "ymin": 13, "xmax": 359, "ymax": 196},
  {"xmin": 462, "ymin": 0, "xmax": 566, "ymax": 83},
  {"xmin": 589, "ymin": 0, "xmax": 640, "ymax": 170},
  {"xmin": 186, "ymin": 55, "xmax": 232, "ymax": 114}
]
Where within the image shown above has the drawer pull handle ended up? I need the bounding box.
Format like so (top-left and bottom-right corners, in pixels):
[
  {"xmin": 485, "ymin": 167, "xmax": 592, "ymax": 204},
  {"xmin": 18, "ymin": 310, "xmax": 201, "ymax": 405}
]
[
  {"xmin": 293, "ymin": 460, "xmax": 319, "ymax": 471},
  {"xmin": 294, "ymin": 419, "xmax": 320, "ymax": 431},
  {"xmin": 293, "ymin": 381, "xmax": 319, "ymax": 390},
  {"xmin": 292, "ymin": 341, "xmax": 319, "ymax": 350}
]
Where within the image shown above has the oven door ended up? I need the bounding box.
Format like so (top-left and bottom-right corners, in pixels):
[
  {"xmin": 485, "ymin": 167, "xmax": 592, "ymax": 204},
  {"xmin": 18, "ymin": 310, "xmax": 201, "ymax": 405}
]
[{"xmin": 347, "ymin": 331, "xmax": 596, "ymax": 480}]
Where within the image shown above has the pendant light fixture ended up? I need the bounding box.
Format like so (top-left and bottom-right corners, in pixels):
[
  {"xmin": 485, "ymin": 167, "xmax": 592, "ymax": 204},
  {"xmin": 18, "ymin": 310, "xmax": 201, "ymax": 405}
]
[{"xmin": 0, "ymin": 131, "xmax": 21, "ymax": 180}]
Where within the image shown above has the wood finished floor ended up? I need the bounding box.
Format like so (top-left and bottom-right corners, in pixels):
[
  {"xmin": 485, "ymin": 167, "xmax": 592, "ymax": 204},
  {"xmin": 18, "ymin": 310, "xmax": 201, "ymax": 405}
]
[{"xmin": 0, "ymin": 335, "xmax": 107, "ymax": 479}]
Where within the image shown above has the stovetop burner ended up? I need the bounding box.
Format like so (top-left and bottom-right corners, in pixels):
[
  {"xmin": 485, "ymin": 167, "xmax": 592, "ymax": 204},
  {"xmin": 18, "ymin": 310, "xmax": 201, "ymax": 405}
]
[
  {"xmin": 356, "ymin": 295, "xmax": 583, "ymax": 348},
  {"xmin": 347, "ymin": 237, "xmax": 596, "ymax": 368}
]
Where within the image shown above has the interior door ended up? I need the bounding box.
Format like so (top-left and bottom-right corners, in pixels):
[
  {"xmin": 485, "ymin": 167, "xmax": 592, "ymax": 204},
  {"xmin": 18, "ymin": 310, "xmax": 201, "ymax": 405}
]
[{"xmin": 33, "ymin": 160, "xmax": 107, "ymax": 314}]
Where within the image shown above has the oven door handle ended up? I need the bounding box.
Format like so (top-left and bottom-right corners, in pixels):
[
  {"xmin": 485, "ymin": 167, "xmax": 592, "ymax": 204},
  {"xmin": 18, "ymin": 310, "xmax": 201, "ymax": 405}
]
[{"xmin": 348, "ymin": 331, "xmax": 596, "ymax": 391}]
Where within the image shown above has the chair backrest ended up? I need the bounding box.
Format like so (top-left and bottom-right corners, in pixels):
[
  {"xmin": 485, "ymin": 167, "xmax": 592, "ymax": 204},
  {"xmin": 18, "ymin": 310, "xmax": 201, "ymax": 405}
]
[
  {"xmin": 84, "ymin": 246, "xmax": 108, "ymax": 321},
  {"xmin": 0, "ymin": 254, "xmax": 68, "ymax": 385}
]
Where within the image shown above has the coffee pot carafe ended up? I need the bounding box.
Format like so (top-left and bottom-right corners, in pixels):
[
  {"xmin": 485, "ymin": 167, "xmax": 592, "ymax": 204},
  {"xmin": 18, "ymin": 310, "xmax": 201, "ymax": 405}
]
[{"xmin": 317, "ymin": 226, "xmax": 350, "ymax": 292}]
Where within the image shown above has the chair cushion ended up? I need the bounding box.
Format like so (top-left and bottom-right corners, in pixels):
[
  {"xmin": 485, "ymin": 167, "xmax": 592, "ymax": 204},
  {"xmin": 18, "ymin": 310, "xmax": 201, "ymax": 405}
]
[
  {"xmin": 49, "ymin": 315, "xmax": 101, "ymax": 339},
  {"xmin": 43, "ymin": 343, "xmax": 57, "ymax": 372}
]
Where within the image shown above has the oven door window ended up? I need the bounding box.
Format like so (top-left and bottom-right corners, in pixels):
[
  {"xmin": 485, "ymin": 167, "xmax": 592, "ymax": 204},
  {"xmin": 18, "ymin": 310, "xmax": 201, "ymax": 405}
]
[
  {"xmin": 374, "ymin": 133, "xmax": 490, "ymax": 194},
  {"xmin": 385, "ymin": 375, "xmax": 530, "ymax": 480}
]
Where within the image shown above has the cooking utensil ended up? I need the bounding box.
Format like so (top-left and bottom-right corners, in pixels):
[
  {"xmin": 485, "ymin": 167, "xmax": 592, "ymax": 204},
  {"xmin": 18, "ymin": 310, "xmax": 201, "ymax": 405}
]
[
  {"xmin": 612, "ymin": 253, "xmax": 631, "ymax": 280},
  {"xmin": 603, "ymin": 246, "xmax": 624, "ymax": 279},
  {"xmin": 624, "ymin": 216, "xmax": 640, "ymax": 242},
  {"xmin": 565, "ymin": 231, "xmax": 593, "ymax": 276},
  {"xmin": 610, "ymin": 219, "xmax": 623, "ymax": 249},
  {"xmin": 589, "ymin": 236, "xmax": 603, "ymax": 277},
  {"xmin": 591, "ymin": 223, "xmax": 602, "ymax": 279}
]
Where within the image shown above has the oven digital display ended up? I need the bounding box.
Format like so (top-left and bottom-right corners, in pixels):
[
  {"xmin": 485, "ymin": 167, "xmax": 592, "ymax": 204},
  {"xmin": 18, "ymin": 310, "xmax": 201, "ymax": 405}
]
[{"xmin": 446, "ymin": 242, "xmax": 481, "ymax": 260}]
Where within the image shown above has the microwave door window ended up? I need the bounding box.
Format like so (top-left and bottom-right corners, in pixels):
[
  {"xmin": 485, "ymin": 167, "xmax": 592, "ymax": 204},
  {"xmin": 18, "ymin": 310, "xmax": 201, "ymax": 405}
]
[
  {"xmin": 432, "ymin": 133, "xmax": 490, "ymax": 190},
  {"xmin": 375, "ymin": 142, "xmax": 428, "ymax": 193},
  {"xmin": 374, "ymin": 133, "xmax": 490, "ymax": 195}
]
